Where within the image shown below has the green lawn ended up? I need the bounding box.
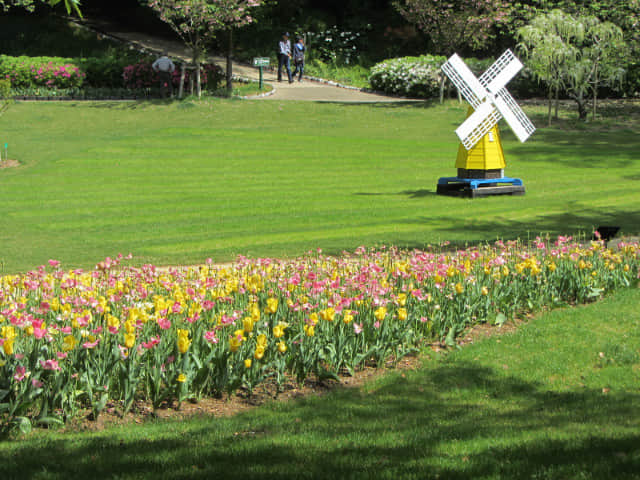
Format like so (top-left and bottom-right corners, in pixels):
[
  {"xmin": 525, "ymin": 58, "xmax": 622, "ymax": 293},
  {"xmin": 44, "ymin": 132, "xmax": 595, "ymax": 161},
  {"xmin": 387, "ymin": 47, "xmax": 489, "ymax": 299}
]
[
  {"xmin": 1, "ymin": 287, "xmax": 638, "ymax": 480},
  {"xmin": 1, "ymin": 99, "xmax": 639, "ymax": 273}
]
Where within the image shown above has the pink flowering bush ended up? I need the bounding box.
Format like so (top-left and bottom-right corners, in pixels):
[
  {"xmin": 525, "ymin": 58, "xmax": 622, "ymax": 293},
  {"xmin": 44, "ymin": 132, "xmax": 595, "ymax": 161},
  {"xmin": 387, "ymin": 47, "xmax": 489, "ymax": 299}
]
[
  {"xmin": 0, "ymin": 55, "xmax": 85, "ymax": 89},
  {"xmin": 1, "ymin": 238, "xmax": 639, "ymax": 432},
  {"xmin": 122, "ymin": 60, "xmax": 224, "ymax": 91}
]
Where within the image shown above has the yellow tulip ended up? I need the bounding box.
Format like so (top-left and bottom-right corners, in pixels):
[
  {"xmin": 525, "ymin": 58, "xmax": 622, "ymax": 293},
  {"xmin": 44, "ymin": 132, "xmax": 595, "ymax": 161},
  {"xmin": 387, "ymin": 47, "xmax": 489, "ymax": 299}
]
[
  {"xmin": 397, "ymin": 308, "xmax": 407, "ymax": 321},
  {"xmin": 320, "ymin": 308, "xmax": 335, "ymax": 322},
  {"xmin": 397, "ymin": 293, "xmax": 407, "ymax": 307},
  {"xmin": 177, "ymin": 373, "xmax": 187, "ymax": 383},
  {"xmin": 244, "ymin": 358, "xmax": 252, "ymax": 369},
  {"xmin": 1, "ymin": 325, "xmax": 16, "ymax": 340},
  {"xmin": 229, "ymin": 335, "xmax": 242, "ymax": 353},
  {"xmin": 177, "ymin": 329, "xmax": 191, "ymax": 354},
  {"xmin": 266, "ymin": 297, "xmax": 278, "ymax": 314},
  {"xmin": 277, "ymin": 341, "xmax": 287, "ymax": 353},
  {"xmin": 124, "ymin": 333, "xmax": 136, "ymax": 349},
  {"xmin": 455, "ymin": 283, "xmax": 464, "ymax": 294},
  {"xmin": 242, "ymin": 316, "xmax": 254, "ymax": 334},
  {"xmin": 481, "ymin": 286, "xmax": 489, "ymax": 296},
  {"xmin": 273, "ymin": 323, "xmax": 287, "ymax": 338},
  {"xmin": 256, "ymin": 334, "xmax": 268, "ymax": 348},
  {"xmin": 304, "ymin": 324, "xmax": 315, "ymax": 337},
  {"xmin": 251, "ymin": 304, "xmax": 261, "ymax": 322},
  {"xmin": 62, "ymin": 335, "xmax": 77, "ymax": 352},
  {"xmin": 254, "ymin": 345, "xmax": 265, "ymax": 360},
  {"xmin": 3, "ymin": 338, "xmax": 14, "ymax": 355},
  {"xmin": 374, "ymin": 307, "xmax": 387, "ymax": 321}
]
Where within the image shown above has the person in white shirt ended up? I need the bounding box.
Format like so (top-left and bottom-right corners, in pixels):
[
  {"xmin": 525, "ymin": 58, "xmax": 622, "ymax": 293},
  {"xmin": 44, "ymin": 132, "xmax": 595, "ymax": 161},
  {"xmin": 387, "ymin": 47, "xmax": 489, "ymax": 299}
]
[
  {"xmin": 277, "ymin": 32, "xmax": 292, "ymax": 83},
  {"xmin": 152, "ymin": 51, "xmax": 176, "ymax": 98}
]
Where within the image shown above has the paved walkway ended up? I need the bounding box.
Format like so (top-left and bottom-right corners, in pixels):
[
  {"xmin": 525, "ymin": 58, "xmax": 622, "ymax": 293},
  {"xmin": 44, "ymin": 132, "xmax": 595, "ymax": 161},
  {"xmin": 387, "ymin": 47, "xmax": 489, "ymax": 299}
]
[{"xmin": 75, "ymin": 16, "xmax": 416, "ymax": 103}]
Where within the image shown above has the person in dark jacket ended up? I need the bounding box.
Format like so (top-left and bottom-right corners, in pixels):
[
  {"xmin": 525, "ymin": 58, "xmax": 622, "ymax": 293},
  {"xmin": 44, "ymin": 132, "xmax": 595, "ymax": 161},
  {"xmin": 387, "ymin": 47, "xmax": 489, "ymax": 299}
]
[{"xmin": 291, "ymin": 36, "xmax": 306, "ymax": 82}]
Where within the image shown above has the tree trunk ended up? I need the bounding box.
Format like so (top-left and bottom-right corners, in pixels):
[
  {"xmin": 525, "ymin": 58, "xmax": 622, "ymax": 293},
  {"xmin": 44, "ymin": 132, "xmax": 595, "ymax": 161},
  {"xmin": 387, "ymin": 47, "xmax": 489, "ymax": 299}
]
[
  {"xmin": 439, "ymin": 75, "xmax": 445, "ymax": 104},
  {"xmin": 196, "ymin": 63, "xmax": 201, "ymax": 98},
  {"xmin": 226, "ymin": 29, "xmax": 233, "ymax": 96},
  {"xmin": 554, "ymin": 85, "xmax": 559, "ymax": 119},
  {"xmin": 574, "ymin": 92, "xmax": 588, "ymax": 121},
  {"xmin": 547, "ymin": 87, "xmax": 553, "ymax": 127},
  {"xmin": 592, "ymin": 64, "xmax": 598, "ymax": 121}
]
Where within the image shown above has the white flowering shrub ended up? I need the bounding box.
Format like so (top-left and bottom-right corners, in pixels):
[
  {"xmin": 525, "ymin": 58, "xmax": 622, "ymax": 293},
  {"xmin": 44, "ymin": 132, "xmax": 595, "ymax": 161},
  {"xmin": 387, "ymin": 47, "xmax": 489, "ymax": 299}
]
[
  {"xmin": 305, "ymin": 26, "xmax": 362, "ymax": 65},
  {"xmin": 369, "ymin": 55, "xmax": 446, "ymax": 98}
]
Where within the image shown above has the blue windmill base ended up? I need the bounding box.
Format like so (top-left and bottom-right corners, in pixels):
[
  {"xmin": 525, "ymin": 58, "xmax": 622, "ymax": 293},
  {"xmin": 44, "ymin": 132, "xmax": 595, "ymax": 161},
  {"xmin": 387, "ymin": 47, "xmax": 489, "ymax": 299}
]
[{"xmin": 436, "ymin": 176, "xmax": 525, "ymax": 198}]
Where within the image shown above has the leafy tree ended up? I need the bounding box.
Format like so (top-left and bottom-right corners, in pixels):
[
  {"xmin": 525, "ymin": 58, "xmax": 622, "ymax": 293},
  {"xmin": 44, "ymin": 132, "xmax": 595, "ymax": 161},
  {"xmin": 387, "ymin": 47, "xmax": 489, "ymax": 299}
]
[
  {"xmin": 0, "ymin": 0, "xmax": 81, "ymax": 15},
  {"xmin": 148, "ymin": 0, "xmax": 263, "ymax": 97},
  {"xmin": 393, "ymin": 0, "xmax": 510, "ymax": 55},
  {"xmin": 394, "ymin": 0, "xmax": 510, "ymax": 102},
  {"xmin": 518, "ymin": 9, "xmax": 626, "ymax": 122},
  {"xmin": 517, "ymin": 9, "xmax": 580, "ymax": 125}
]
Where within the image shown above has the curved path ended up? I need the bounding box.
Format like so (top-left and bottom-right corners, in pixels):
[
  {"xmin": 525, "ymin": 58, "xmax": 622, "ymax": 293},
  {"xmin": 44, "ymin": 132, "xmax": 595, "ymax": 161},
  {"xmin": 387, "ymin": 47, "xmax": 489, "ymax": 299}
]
[{"xmin": 75, "ymin": 16, "xmax": 416, "ymax": 103}]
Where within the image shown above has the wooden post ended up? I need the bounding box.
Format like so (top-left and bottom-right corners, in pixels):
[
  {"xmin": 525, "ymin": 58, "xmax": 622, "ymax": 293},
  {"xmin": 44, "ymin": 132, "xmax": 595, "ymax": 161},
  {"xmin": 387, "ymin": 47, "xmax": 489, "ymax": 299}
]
[
  {"xmin": 226, "ymin": 29, "xmax": 233, "ymax": 96},
  {"xmin": 178, "ymin": 63, "xmax": 186, "ymax": 99}
]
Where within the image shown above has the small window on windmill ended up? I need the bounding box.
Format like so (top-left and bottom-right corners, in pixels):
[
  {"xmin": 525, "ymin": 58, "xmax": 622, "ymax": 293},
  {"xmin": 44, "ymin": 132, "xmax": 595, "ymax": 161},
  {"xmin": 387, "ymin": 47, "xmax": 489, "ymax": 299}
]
[{"xmin": 488, "ymin": 132, "xmax": 494, "ymax": 142}]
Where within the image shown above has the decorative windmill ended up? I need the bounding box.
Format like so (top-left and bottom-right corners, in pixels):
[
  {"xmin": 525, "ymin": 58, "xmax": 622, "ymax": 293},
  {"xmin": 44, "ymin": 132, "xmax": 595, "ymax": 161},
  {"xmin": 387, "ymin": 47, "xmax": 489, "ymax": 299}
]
[{"xmin": 436, "ymin": 50, "xmax": 535, "ymax": 198}]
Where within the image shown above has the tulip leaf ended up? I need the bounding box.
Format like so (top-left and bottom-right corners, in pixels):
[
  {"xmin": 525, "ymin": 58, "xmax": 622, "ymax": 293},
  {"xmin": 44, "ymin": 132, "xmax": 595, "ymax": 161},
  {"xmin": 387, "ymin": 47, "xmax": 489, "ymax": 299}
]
[
  {"xmin": 445, "ymin": 328, "xmax": 456, "ymax": 347},
  {"xmin": 36, "ymin": 416, "xmax": 64, "ymax": 427},
  {"xmin": 14, "ymin": 416, "xmax": 32, "ymax": 435}
]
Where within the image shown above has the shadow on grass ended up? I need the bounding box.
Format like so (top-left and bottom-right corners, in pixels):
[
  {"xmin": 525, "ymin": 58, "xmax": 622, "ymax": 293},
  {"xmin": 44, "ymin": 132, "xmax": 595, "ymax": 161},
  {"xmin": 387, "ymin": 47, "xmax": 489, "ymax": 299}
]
[
  {"xmin": 3, "ymin": 363, "xmax": 639, "ymax": 479},
  {"xmin": 315, "ymin": 99, "xmax": 438, "ymax": 109},
  {"xmin": 75, "ymin": 99, "xmax": 184, "ymax": 110},
  {"xmin": 354, "ymin": 189, "xmax": 437, "ymax": 199},
  {"xmin": 399, "ymin": 206, "xmax": 640, "ymax": 241},
  {"xmin": 513, "ymin": 127, "xmax": 640, "ymax": 169}
]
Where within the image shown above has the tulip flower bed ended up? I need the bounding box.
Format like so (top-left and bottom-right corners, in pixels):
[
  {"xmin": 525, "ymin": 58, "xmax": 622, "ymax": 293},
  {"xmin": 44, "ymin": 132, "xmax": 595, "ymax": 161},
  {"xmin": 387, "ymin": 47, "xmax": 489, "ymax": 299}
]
[{"xmin": 1, "ymin": 237, "xmax": 639, "ymax": 433}]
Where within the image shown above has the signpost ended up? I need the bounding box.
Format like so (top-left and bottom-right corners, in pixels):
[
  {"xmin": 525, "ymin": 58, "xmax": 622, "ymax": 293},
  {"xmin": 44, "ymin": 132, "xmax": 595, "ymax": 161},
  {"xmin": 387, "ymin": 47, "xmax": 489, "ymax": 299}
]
[{"xmin": 252, "ymin": 57, "xmax": 270, "ymax": 90}]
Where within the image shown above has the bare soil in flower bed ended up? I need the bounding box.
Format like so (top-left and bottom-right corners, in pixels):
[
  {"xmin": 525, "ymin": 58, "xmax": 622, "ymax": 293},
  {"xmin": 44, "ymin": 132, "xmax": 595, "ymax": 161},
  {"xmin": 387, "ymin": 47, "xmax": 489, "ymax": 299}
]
[
  {"xmin": 61, "ymin": 319, "xmax": 521, "ymax": 434},
  {"xmin": 0, "ymin": 158, "xmax": 19, "ymax": 169},
  {"xmin": 62, "ymin": 355, "xmax": 421, "ymax": 433}
]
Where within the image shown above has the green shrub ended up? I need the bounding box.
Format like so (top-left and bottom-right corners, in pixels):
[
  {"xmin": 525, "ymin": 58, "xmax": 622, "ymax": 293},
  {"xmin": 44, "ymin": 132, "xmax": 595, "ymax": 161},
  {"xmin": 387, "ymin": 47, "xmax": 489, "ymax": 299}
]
[
  {"xmin": 370, "ymin": 54, "xmax": 546, "ymax": 99},
  {"xmin": 78, "ymin": 53, "xmax": 141, "ymax": 89},
  {"xmin": 0, "ymin": 78, "xmax": 11, "ymax": 99},
  {"xmin": 305, "ymin": 59, "xmax": 370, "ymax": 88},
  {"xmin": 369, "ymin": 54, "xmax": 445, "ymax": 98}
]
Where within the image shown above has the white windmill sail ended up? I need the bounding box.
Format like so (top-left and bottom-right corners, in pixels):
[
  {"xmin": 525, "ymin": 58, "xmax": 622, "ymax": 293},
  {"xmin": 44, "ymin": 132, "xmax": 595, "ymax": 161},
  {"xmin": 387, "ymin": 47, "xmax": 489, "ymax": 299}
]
[
  {"xmin": 441, "ymin": 54, "xmax": 486, "ymax": 109},
  {"xmin": 455, "ymin": 102, "xmax": 501, "ymax": 150},
  {"xmin": 442, "ymin": 49, "xmax": 536, "ymax": 150},
  {"xmin": 493, "ymin": 87, "xmax": 536, "ymax": 143},
  {"xmin": 479, "ymin": 50, "xmax": 523, "ymax": 94}
]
